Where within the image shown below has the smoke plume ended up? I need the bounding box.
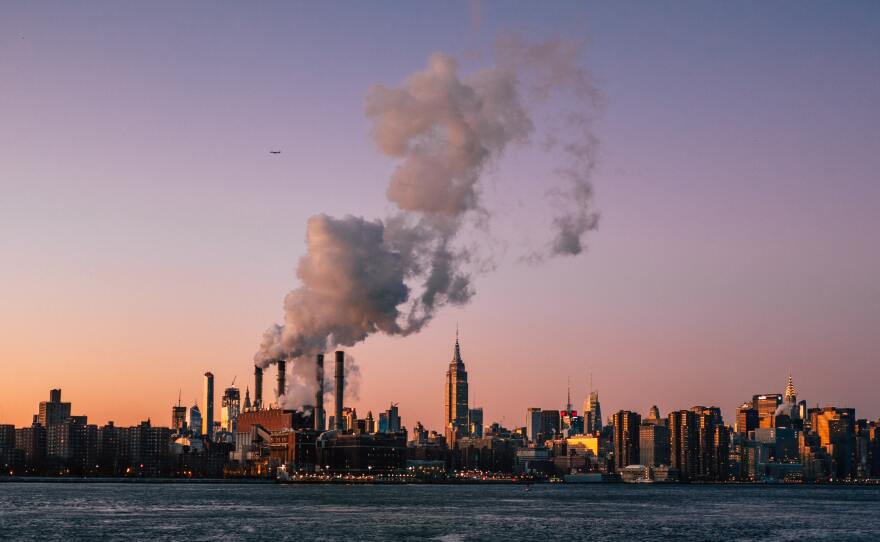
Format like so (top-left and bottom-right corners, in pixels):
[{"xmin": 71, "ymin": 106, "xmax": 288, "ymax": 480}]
[{"xmin": 256, "ymin": 35, "xmax": 601, "ymax": 407}]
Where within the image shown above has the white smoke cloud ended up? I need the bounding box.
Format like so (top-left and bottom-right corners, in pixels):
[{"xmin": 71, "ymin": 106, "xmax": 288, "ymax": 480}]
[
  {"xmin": 256, "ymin": 35, "xmax": 602, "ymax": 407},
  {"xmin": 277, "ymin": 353, "xmax": 361, "ymax": 410}
]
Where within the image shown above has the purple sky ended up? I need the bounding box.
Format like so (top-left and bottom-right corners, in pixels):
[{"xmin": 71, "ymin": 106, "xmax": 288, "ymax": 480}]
[{"xmin": 1, "ymin": 1, "xmax": 878, "ymax": 430}]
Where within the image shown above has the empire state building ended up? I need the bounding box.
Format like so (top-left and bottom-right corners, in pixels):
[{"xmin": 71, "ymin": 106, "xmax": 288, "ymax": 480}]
[{"xmin": 444, "ymin": 332, "xmax": 469, "ymax": 442}]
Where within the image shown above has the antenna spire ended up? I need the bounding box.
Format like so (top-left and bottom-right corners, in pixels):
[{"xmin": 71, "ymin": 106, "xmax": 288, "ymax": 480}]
[{"xmin": 566, "ymin": 377, "xmax": 572, "ymax": 414}]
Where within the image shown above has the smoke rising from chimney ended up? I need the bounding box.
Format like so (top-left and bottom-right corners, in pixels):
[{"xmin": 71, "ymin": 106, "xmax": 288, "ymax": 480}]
[{"xmin": 256, "ymin": 34, "xmax": 601, "ymax": 405}]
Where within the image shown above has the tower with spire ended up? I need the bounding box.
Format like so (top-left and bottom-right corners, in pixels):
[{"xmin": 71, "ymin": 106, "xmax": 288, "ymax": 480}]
[
  {"xmin": 784, "ymin": 374, "xmax": 796, "ymax": 404},
  {"xmin": 582, "ymin": 371, "xmax": 602, "ymax": 434},
  {"xmin": 773, "ymin": 373, "xmax": 801, "ymax": 428},
  {"xmin": 444, "ymin": 327, "xmax": 469, "ymax": 442}
]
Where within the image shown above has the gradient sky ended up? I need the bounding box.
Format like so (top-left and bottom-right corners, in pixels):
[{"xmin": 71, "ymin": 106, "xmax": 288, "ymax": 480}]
[{"xmin": 2, "ymin": 1, "xmax": 878, "ymax": 431}]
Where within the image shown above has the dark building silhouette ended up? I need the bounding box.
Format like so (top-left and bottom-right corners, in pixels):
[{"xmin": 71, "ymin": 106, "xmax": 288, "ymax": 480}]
[
  {"xmin": 612, "ymin": 410, "xmax": 641, "ymax": 469},
  {"xmin": 38, "ymin": 389, "xmax": 71, "ymax": 428},
  {"xmin": 669, "ymin": 410, "xmax": 699, "ymax": 481},
  {"xmin": 736, "ymin": 403, "xmax": 759, "ymax": 434},
  {"xmin": 639, "ymin": 422, "xmax": 670, "ymax": 467},
  {"xmin": 540, "ymin": 410, "xmax": 561, "ymax": 440}
]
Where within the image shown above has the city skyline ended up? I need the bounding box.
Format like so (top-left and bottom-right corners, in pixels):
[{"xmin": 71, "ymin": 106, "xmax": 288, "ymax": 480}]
[
  {"xmin": 4, "ymin": 337, "xmax": 874, "ymax": 436},
  {"xmin": 2, "ymin": 1, "xmax": 879, "ymax": 433}
]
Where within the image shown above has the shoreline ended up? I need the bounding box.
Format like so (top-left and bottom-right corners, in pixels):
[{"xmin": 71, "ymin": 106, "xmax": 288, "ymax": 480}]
[{"xmin": 1, "ymin": 476, "xmax": 878, "ymax": 486}]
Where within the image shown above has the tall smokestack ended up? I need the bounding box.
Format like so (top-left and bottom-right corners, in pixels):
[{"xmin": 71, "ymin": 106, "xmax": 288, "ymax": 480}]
[
  {"xmin": 276, "ymin": 359, "xmax": 286, "ymax": 405},
  {"xmin": 315, "ymin": 354, "xmax": 325, "ymax": 431},
  {"xmin": 254, "ymin": 366, "xmax": 263, "ymax": 410},
  {"xmin": 334, "ymin": 351, "xmax": 344, "ymax": 430}
]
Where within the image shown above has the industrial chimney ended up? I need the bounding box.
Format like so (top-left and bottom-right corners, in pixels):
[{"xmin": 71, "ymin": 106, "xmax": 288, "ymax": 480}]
[
  {"xmin": 314, "ymin": 354, "xmax": 325, "ymax": 431},
  {"xmin": 254, "ymin": 366, "xmax": 263, "ymax": 410},
  {"xmin": 276, "ymin": 359, "xmax": 286, "ymax": 405},
  {"xmin": 334, "ymin": 351, "xmax": 344, "ymax": 430}
]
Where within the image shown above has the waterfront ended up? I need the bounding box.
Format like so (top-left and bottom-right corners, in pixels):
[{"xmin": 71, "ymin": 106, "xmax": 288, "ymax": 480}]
[{"xmin": 1, "ymin": 483, "xmax": 879, "ymax": 541}]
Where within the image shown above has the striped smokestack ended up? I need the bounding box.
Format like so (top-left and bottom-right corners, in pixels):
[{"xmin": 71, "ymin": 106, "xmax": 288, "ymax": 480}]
[
  {"xmin": 276, "ymin": 359, "xmax": 286, "ymax": 403},
  {"xmin": 254, "ymin": 366, "xmax": 263, "ymax": 410},
  {"xmin": 334, "ymin": 351, "xmax": 344, "ymax": 430},
  {"xmin": 315, "ymin": 354, "xmax": 325, "ymax": 431}
]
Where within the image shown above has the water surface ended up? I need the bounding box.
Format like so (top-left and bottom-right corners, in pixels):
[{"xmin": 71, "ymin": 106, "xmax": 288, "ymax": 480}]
[{"xmin": 1, "ymin": 482, "xmax": 879, "ymax": 541}]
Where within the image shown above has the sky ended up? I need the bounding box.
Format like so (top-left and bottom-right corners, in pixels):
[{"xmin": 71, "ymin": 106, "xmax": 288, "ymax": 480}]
[{"xmin": 1, "ymin": 1, "xmax": 878, "ymax": 431}]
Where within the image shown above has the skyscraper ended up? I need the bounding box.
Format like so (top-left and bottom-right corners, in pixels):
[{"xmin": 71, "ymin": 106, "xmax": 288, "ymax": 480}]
[
  {"xmin": 773, "ymin": 374, "xmax": 801, "ymax": 429},
  {"xmin": 189, "ymin": 403, "xmax": 202, "ymax": 436},
  {"xmin": 444, "ymin": 331, "xmax": 468, "ymax": 442},
  {"xmin": 38, "ymin": 389, "xmax": 71, "ymax": 427},
  {"xmin": 612, "ymin": 410, "xmax": 641, "ymax": 469},
  {"xmin": 527, "ymin": 407, "xmax": 542, "ymax": 443},
  {"xmin": 669, "ymin": 410, "xmax": 699, "ymax": 481},
  {"xmin": 221, "ymin": 387, "xmax": 241, "ymax": 433},
  {"xmin": 736, "ymin": 403, "xmax": 759, "ymax": 434},
  {"xmin": 691, "ymin": 406, "xmax": 721, "ymax": 480},
  {"xmin": 811, "ymin": 406, "xmax": 856, "ymax": 479},
  {"xmin": 171, "ymin": 400, "xmax": 187, "ymax": 433},
  {"xmin": 582, "ymin": 381, "xmax": 602, "ymax": 435},
  {"xmin": 468, "ymin": 407, "xmax": 484, "ymax": 438},
  {"xmin": 203, "ymin": 372, "xmax": 214, "ymax": 438},
  {"xmin": 540, "ymin": 409, "xmax": 561, "ymax": 439},
  {"xmin": 752, "ymin": 394, "xmax": 782, "ymax": 429},
  {"xmin": 639, "ymin": 422, "xmax": 670, "ymax": 467}
]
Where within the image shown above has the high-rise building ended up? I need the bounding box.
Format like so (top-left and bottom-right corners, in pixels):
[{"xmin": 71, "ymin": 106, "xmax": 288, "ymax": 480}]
[
  {"xmin": 582, "ymin": 389, "xmax": 602, "ymax": 434},
  {"xmin": 714, "ymin": 424, "xmax": 731, "ymax": 481},
  {"xmin": 810, "ymin": 406, "xmax": 856, "ymax": 479},
  {"xmin": 38, "ymin": 389, "xmax": 71, "ymax": 427},
  {"xmin": 526, "ymin": 408, "xmax": 542, "ymax": 443},
  {"xmin": 384, "ymin": 403, "xmax": 401, "ymax": 433},
  {"xmin": 189, "ymin": 403, "xmax": 202, "ymax": 436},
  {"xmin": 639, "ymin": 422, "xmax": 670, "ymax": 467},
  {"xmin": 752, "ymin": 394, "xmax": 782, "ymax": 429},
  {"xmin": 342, "ymin": 407, "xmax": 358, "ymax": 431},
  {"xmin": 736, "ymin": 403, "xmax": 759, "ymax": 434},
  {"xmin": 691, "ymin": 406, "xmax": 721, "ymax": 480},
  {"xmin": 773, "ymin": 375, "xmax": 801, "ymax": 429},
  {"xmin": 612, "ymin": 410, "xmax": 641, "ymax": 469},
  {"xmin": 540, "ymin": 409, "xmax": 561, "ymax": 439},
  {"xmin": 444, "ymin": 331, "xmax": 468, "ymax": 442},
  {"xmin": 644, "ymin": 405, "xmax": 663, "ymax": 425},
  {"xmin": 468, "ymin": 408, "xmax": 484, "ymax": 438},
  {"xmin": 221, "ymin": 387, "xmax": 241, "ymax": 433},
  {"xmin": 669, "ymin": 410, "xmax": 699, "ymax": 481},
  {"xmin": 203, "ymin": 372, "xmax": 214, "ymax": 438},
  {"xmin": 171, "ymin": 403, "xmax": 187, "ymax": 434},
  {"xmin": 15, "ymin": 424, "xmax": 46, "ymax": 471}
]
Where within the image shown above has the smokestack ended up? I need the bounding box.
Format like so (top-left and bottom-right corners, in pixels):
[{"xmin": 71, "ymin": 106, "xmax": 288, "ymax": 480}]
[
  {"xmin": 254, "ymin": 366, "xmax": 263, "ymax": 410},
  {"xmin": 315, "ymin": 354, "xmax": 325, "ymax": 431},
  {"xmin": 276, "ymin": 359, "xmax": 286, "ymax": 405},
  {"xmin": 334, "ymin": 351, "xmax": 344, "ymax": 430}
]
